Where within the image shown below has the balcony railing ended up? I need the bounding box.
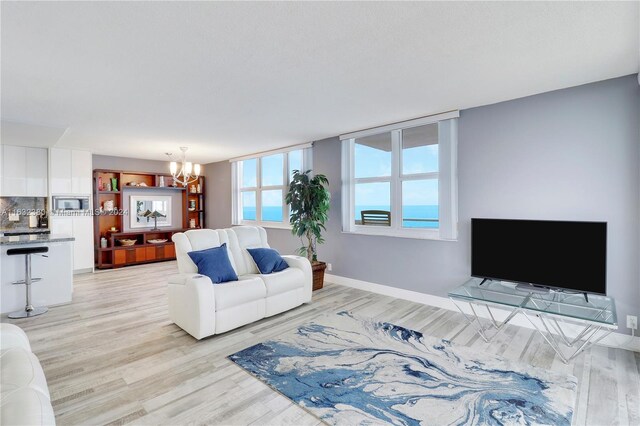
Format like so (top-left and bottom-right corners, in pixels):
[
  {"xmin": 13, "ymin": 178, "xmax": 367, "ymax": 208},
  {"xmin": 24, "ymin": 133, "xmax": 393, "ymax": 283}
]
[{"xmin": 354, "ymin": 218, "xmax": 439, "ymax": 226}]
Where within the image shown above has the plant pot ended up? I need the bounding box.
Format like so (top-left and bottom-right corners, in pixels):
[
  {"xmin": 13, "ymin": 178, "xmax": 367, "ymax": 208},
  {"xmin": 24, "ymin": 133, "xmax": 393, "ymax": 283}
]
[{"xmin": 311, "ymin": 261, "xmax": 327, "ymax": 291}]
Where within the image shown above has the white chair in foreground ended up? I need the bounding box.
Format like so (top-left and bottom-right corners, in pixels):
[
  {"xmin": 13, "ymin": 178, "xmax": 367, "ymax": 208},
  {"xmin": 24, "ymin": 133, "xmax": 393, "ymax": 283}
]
[{"xmin": 0, "ymin": 323, "xmax": 55, "ymax": 426}]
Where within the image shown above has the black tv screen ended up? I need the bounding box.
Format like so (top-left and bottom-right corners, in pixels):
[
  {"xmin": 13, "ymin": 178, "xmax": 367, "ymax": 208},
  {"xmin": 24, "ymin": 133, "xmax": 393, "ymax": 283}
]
[{"xmin": 471, "ymin": 219, "xmax": 607, "ymax": 294}]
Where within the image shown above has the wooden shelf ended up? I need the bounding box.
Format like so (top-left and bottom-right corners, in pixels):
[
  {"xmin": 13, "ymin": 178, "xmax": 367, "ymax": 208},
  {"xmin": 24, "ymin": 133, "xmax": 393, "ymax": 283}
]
[
  {"xmin": 94, "ymin": 168, "xmax": 205, "ymax": 269},
  {"xmin": 122, "ymin": 185, "xmax": 186, "ymax": 191}
]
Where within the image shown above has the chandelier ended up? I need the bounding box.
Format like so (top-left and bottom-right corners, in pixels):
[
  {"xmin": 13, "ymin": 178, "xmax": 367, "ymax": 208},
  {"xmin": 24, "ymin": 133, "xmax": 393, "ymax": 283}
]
[{"xmin": 167, "ymin": 147, "xmax": 201, "ymax": 186}]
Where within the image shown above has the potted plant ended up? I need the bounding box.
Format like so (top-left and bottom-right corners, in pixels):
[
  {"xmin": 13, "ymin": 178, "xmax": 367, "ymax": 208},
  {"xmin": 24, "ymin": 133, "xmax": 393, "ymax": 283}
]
[{"xmin": 285, "ymin": 169, "xmax": 330, "ymax": 290}]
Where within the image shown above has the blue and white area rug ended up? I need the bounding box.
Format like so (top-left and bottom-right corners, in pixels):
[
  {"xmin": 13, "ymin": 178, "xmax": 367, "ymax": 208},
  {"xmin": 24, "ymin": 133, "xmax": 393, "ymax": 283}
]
[{"xmin": 229, "ymin": 312, "xmax": 577, "ymax": 425}]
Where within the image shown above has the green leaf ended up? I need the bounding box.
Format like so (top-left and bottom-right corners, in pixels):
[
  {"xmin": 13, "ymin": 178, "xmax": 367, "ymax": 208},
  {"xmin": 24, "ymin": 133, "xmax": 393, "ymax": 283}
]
[{"xmin": 285, "ymin": 169, "xmax": 330, "ymax": 261}]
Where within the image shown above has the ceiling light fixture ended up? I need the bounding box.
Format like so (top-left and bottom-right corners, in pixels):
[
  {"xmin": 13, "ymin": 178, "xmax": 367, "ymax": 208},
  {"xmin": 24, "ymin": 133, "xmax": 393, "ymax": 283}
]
[{"xmin": 166, "ymin": 147, "xmax": 201, "ymax": 186}]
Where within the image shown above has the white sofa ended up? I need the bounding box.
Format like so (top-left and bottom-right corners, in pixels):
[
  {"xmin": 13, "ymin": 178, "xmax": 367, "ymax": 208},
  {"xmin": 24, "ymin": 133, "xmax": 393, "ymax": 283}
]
[
  {"xmin": 0, "ymin": 323, "xmax": 55, "ymax": 426},
  {"xmin": 169, "ymin": 226, "xmax": 312, "ymax": 339}
]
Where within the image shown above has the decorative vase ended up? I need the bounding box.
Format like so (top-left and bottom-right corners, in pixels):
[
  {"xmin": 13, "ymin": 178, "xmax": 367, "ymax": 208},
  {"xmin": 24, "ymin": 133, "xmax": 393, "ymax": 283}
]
[
  {"xmin": 98, "ymin": 176, "xmax": 103, "ymax": 191},
  {"xmin": 110, "ymin": 178, "xmax": 118, "ymax": 191},
  {"xmin": 159, "ymin": 176, "xmax": 165, "ymax": 187}
]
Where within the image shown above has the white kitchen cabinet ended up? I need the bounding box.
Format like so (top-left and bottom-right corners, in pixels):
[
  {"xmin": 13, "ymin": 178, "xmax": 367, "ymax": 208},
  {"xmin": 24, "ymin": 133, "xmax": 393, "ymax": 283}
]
[
  {"xmin": 50, "ymin": 214, "xmax": 94, "ymax": 272},
  {"xmin": 26, "ymin": 147, "xmax": 48, "ymax": 196},
  {"xmin": 2, "ymin": 145, "xmax": 27, "ymax": 196},
  {"xmin": 50, "ymin": 148, "xmax": 92, "ymax": 195},
  {"xmin": 50, "ymin": 148, "xmax": 72, "ymax": 194},
  {"xmin": 50, "ymin": 215, "xmax": 73, "ymax": 236},
  {"xmin": 1, "ymin": 145, "xmax": 47, "ymax": 197},
  {"xmin": 71, "ymin": 150, "xmax": 92, "ymax": 194},
  {"xmin": 72, "ymin": 215, "xmax": 94, "ymax": 271}
]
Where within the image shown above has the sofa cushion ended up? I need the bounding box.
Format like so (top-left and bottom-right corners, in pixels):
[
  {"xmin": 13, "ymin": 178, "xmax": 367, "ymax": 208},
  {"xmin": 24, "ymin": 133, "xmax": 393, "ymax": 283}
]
[
  {"xmin": 258, "ymin": 268, "xmax": 305, "ymax": 297},
  {"xmin": 224, "ymin": 227, "xmax": 269, "ymax": 275},
  {"xmin": 247, "ymin": 247, "xmax": 289, "ymax": 274},
  {"xmin": 188, "ymin": 244, "xmax": 238, "ymax": 284},
  {"xmin": 214, "ymin": 276, "xmax": 266, "ymax": 310},
  {"xmin": 0, "ymin": 348, "xmax": 50, "ymax": 400}
]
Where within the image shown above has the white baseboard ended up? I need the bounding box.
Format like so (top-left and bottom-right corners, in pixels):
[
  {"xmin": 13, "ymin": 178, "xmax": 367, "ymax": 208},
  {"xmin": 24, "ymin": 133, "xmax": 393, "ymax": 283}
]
[{"xmin": 325, "ymin": 273, "xmax": 640, "ymax": 352}]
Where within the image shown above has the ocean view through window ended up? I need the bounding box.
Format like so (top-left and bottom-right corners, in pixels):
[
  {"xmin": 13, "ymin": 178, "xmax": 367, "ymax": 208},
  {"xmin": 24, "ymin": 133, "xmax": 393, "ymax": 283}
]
[
  {"xmin": 341, "ymin": 111, "xmax": 458, "ymax": 240},
  {"xmin": 231, "ymin": 144, "xmax": 313, "ymax": 227}
]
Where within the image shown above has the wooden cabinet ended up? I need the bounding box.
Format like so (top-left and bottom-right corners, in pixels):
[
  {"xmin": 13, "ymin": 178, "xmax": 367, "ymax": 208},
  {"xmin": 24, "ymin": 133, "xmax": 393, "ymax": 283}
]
[
  {"xmin": 114, "ymin": 249, "xmax": 127, "ymax": 265},
  {"xmin": 164, "ymin": 244, "xmax": 176, "ymax": 258},
  {"xmin": 94, "ymin": 168, "xmax": 205, "ymax": 269},
  {"xmin": 96, "ymin": 227, "xmax": 181, "ymax": 269},
  {"xmin": 135, "ymin": 247, "xmax": 146, "ymax": 262},
  {"xmin": 145, "ymin": 246, "xmax": 156, "ymax": 261},
  {"xmin": 51, "ymin": 148, "xmax": 91, "ymax": 195},
  {"xmin": 1, "ymin": 145, "xmax": 47, "ymax": 196},
  {"xmin": 186, "ymin": 176, "xmax": 206, "ymax": 229}
]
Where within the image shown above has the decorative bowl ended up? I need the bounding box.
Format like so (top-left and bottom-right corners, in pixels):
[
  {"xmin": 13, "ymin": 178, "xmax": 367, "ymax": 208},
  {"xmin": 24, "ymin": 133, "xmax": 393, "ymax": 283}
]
[
  {"xmin": 148, "ymin": 239, "xmax": 168, "ymax": 244},
  {"xmin": 118, "ymin": 239, "xmax": 137, "ymax": 246}
]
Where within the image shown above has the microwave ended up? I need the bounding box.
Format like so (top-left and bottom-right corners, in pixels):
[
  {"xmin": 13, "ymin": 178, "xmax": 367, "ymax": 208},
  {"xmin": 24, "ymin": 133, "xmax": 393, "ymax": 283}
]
[{"xmin": 52, "ymin": 196, "xmax": 90, "ymax": 212}]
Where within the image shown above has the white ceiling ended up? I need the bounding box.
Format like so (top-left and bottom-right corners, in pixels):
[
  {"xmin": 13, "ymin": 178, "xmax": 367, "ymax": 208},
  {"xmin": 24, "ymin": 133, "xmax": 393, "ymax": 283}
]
[{"xmin": 1, "ymin": 2, "xmax": 638, "ymax": 164}]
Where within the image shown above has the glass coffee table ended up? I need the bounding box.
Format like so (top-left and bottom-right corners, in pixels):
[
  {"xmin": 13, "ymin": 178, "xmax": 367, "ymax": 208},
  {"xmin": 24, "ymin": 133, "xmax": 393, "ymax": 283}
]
[{"xmin": 448, "ymin": 278, "xmax": 617, "ymax": 363}]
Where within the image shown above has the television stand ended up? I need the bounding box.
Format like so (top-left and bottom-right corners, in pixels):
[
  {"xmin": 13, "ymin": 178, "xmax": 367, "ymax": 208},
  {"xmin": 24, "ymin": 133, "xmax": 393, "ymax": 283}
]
[
  {"xmin": 448, "ymin": 278, "xmax": 617, "ymax": 364},
  {"xmin": 515, "ymin": 282, "xmax": 550, "ymax": 294}
]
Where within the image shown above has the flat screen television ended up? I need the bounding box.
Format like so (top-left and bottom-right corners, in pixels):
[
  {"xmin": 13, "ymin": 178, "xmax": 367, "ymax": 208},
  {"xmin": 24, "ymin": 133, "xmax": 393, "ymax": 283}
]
[{"xmin": 471, "ymin": 218, "xmax": 607, "ymax": 295}]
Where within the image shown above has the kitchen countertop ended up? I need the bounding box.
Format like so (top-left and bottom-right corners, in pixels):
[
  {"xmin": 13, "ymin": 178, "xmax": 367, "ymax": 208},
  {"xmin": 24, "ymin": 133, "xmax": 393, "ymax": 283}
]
[
  {"xmin": 0, "ymin": 228, "xmax": 50, "ymax": 235},
  {"xmin": 0, "ymin": 234, "xmax": 75, "ymax": 246}
]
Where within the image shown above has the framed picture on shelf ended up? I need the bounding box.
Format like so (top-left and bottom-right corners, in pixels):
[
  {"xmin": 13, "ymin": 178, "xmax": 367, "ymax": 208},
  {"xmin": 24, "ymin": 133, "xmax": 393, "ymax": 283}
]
[{"xmin": 130, "ymin": 195, "xmax": 172, "ymax": 229}]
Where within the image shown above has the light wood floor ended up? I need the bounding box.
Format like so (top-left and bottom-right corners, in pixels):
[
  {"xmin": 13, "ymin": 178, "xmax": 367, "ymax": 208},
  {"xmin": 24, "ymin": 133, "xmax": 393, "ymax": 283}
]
[{"xmin": 3, "ymin": 261, "xmax": 639, "ymax": 425}]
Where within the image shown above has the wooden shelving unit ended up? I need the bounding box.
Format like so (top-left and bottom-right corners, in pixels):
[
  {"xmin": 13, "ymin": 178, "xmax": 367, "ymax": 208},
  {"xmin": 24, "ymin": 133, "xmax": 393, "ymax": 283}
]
[
  {"xmin": 93, "ymin": 169, "xmax": 206, "ymax": 269},
  {"xmin": 185, "ymin": 176, "xmax": 206, "ymax": 230}
]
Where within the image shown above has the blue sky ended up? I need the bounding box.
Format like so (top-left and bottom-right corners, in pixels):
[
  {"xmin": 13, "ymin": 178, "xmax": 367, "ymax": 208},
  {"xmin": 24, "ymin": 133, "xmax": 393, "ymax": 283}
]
[
  {"xmin": 354, "ymin": 143, "xmax": 438, "ymax": 206},
  {"xmin": 242, "ymin": 151, "xmax": 302, "ymax": 208}
]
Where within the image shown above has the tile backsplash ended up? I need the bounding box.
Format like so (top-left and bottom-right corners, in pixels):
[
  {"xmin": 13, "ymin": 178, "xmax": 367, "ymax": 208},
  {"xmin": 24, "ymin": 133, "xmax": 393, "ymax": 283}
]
[{"xmin": 0, "ymin": 197, "xmax": 47, "ymax": 230}]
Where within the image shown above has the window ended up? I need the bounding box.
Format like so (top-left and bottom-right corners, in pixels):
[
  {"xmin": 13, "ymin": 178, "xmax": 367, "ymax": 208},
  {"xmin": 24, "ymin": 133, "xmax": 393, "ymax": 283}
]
[
  {"xmin": 341, "ymin": 111, "xmax": 458, "ymax": 240},
  {"xmin": 231, "ymin": 144, "xmax": 313, "ymax": 228}
]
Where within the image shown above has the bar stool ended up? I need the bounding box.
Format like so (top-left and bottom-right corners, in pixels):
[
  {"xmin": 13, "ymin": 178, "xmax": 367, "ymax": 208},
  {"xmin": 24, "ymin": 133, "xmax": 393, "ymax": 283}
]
[{"xmin": 7, "ymin": 246, "xmax": 49, "ymax": 319}]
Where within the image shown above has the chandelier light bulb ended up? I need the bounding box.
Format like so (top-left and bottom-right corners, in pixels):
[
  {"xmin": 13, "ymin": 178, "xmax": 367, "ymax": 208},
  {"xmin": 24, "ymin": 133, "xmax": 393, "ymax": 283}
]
[{"xmin": 167, "ymin": 147, "xmax": 199, "ymax": 185}]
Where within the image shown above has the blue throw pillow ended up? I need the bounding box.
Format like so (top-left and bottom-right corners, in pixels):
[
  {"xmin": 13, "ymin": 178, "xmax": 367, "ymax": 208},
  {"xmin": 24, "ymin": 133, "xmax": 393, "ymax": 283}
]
[
  {"xmin": 187, "ymin": 243, "xmax": 238, "ymax": 284},
  {"xmin": 247, "ymin": 247, "xmax": 289, "ymax": 274}
]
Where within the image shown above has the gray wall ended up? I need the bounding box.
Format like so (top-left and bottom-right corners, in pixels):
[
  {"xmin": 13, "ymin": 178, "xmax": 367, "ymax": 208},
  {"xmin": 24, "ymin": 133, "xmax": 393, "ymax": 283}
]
[
  {"xmin": 203, "ymin": 160, "xmax": 232, "ymax": 230},
  {"xmin": 205, "ymin": 75, "xmax": 640, "ymax": 333}
]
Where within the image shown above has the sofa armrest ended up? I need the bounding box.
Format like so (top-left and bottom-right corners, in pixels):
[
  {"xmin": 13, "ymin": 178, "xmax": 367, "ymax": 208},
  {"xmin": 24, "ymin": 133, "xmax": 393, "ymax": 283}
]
[
  {"xmin": 168, "ymin": 273, "xmax": 206, "ymax": 286},
  {"xmin": 282, "ymin": 255, "xmax": 313, "ymax": 303},
  {"xmin": 167, "ymin": 274, "xmax": 216, "ymax": 339}
]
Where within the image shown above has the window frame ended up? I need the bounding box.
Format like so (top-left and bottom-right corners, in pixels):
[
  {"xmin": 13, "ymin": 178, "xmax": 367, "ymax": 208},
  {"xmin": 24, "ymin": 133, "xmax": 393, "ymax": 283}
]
[
  {"xmin": 231, "ymin": 144, "xmax": 312, "ymax": 229},
  {"xmin": 341, "ymin": 112, "xmax": 458, "ymax": 241}
]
